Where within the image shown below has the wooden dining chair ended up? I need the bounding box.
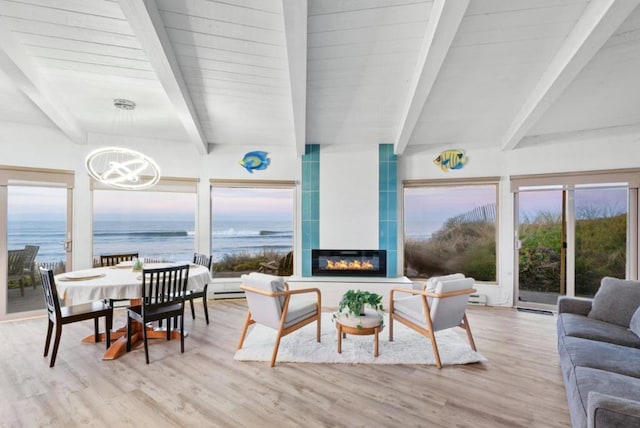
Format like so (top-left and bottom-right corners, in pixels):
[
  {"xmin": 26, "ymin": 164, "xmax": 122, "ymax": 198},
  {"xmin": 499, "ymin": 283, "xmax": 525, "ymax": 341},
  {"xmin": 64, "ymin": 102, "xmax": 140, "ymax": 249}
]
[
  {"xmin": 126, "ymin": 264, "xmax": 190, "ymax": 364},
  {"xmin": 100, "ymin": 252, "xmax": 139, "ymax": 307},
  {"xmin": 184, "ymin": 253, "xmax": 212, "ymax": 324},
  {"xmin": 39, "ymin": 267, "xmax": 113, "ymax": 367}
]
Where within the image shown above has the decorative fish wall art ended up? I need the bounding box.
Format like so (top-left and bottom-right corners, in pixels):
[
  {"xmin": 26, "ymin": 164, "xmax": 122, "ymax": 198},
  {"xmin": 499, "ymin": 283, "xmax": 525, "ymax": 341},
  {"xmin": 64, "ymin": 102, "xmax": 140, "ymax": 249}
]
[
  {"xmin": 434, "ymin": 149, "xmax": 467, "ymax": 172},
  {"xmin": 240, "ymin": 151, "xmax": 270, "ymax": 173}
]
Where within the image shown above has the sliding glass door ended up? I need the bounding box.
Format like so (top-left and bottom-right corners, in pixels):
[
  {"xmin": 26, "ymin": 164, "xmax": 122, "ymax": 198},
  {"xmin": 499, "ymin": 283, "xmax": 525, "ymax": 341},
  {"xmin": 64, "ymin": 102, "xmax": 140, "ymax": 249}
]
[
  {"xmin": 515, "ymin": 182, "xmax": 631, "ymax": 309},
  {"xmin": 1, "ymin": 167, "xmax": 73, "ymax": 320}
]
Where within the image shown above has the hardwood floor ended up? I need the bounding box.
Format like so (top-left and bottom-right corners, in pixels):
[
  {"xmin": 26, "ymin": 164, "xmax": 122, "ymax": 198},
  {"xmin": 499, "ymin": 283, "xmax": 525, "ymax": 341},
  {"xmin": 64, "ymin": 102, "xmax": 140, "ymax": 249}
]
[{"xmin": 0, "ymin": 300, "xmax": 570, "ymax": 428}]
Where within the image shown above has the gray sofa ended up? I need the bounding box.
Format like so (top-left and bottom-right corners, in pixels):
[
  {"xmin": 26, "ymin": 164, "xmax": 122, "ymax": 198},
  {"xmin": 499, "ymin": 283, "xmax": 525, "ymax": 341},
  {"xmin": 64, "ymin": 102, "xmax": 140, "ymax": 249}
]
[{"xmin": 557, "ymin": 277, "xmax": 640, "ymax": 427}]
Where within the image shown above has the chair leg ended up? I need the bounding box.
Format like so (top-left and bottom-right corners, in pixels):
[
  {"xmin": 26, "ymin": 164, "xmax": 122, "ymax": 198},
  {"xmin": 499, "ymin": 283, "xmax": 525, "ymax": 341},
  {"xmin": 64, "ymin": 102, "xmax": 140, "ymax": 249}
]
[
  {"xmin": 180, "ymin": 314, "xmax": 185, "ymax": 354},
  {"xmin": 316, "ymin": 314, "xmax": 321, "ymax": 342},
  {"xmin": 126, "ymin": 316, "xmax": 132, "ymax": 352},
  {"xmin": 94, "ymin": 318, "xmax": 100, "ymax": 343},
  {"xmin": 462, "ymin": 313, "xmax": 477, "ymax": 351},
  {"xmin": 49, "ymin": 324, "xmax": 63, "ymax": 368},
  {"xmin": 237, "ymin": 311, "xmax": 253, "ymax": 350},
  {"xmin": 189, "ymin": 298, "xmax": 196, "ymax": 320},
  {"xmin": 44, "ymin": 319, "xmax": 54, "ymax": 357},
  {"xmin": 202, "ymin": 286, "xmax": 209, "ymax": 325},
  {"xmin": 143, "ymin": 320, "xmax": 150, "ymax": 364},
  {"xmin": 429, "ymin": 331, "xmax": 442, "ymax": 369},
  {"xmin": 388, "ymin": 314, "xmax": 394, "ymax": 341},
  {"xmin": 270, "ymin": 331, "xmax": 283, "ymax": 367},
  {"xmin": 105, "ymin": 314, "xmax": 112, "ymax": 349},
  {"xmin": 167, "ymin": 320, "xmax": 171, "ymax": 340}
]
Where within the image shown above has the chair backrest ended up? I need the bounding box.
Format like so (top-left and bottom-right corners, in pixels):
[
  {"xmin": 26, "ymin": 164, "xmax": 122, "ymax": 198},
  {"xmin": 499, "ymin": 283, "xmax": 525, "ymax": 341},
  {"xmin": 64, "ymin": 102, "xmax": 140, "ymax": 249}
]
[
  {"xmin": 193, "ymin": 253, "xmax": 213, "ymax": 271},
  {"xmin": 141, "ymin": 264, "xmax": 189, "ymax": 311},
  {"xmin": 8, "ymin": 249, "xmax": 25, "ymax": 277},
  {"xmin": 241, "ymin": 272, "xmax": 285, "ymax": 330},
  {"xmin": 22, "ymin": 245, "xmax": 39, "ymax": 271},
  {"xmin": 277, "ymin": 251, "xmax": 293, "ymax": 276},
  {"xmin": 429, "ymin": 277, "xmax": 475, "ymax": 332},
  {"xmin": 39, "ymin": 267, "xmax": 62, "ymax": 321},
  {"xmin": 100, "ymin": 252, "xmax": 139, "ymax": 267}
]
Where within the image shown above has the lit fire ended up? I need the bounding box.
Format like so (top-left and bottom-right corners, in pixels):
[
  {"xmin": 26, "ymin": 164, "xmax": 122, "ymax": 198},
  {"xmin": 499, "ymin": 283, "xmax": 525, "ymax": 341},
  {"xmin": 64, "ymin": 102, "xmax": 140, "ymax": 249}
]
[{"xmin": 325, "ymin": 259, "xmax": 375, "ymax": 270}]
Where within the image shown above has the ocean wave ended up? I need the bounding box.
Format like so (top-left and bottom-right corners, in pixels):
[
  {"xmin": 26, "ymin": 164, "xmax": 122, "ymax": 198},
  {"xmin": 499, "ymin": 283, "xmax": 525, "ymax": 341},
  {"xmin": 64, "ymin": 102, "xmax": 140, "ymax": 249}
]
[
  {"xmin": 94, "ymin": 230, "xmax": 189, "ymax": 237},
  {"xmin": 212, "ymin": 228, "xmax": 292, "ymax": 238}
]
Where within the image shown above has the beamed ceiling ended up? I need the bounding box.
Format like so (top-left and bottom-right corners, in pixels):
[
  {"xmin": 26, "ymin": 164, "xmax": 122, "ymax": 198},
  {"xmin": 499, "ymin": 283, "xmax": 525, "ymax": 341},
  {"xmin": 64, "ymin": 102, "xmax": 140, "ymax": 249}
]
[{"xmin": 1, "ymin": 0, "xmax": 639, "ymax": 157}]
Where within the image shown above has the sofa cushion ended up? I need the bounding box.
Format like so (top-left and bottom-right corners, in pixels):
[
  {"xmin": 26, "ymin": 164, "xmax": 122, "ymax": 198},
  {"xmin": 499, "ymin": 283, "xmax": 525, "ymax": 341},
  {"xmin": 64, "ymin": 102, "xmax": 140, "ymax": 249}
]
[
  {"xmin": 588, "ymin": 277, "xmax": 640, "ymax": 327},
  {"xmin": 562, "ymin": 366, "xmax": 640, "ymax": 428},
  {"xmin": 631, "ymin": 306, "xmax": 640, "ymax": 337},
  {"xmin": 559, "ymin": 335, "xmax": 640, "ymax": 379},
  {"xmin": 557, "ymin": 313, "xmax": 640, "ymax": 349}
]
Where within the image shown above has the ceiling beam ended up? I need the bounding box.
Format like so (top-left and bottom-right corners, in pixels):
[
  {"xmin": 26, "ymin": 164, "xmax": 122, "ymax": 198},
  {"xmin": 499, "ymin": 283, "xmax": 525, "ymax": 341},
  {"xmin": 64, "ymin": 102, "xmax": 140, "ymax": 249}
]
[
  {"xmin": 393, "ymin": 0, "xmax": 469, "ymax": 156},
  {"xmin": 118, "ymin": 0, "xmax": 208, "ymax": 154},
  {"xmin": 0, "ymin": 18, "xmax": 87, "ymax": 144},
  {"xmin": 282, "ymin": 0, "xmax": 308, "ymax": 158},
  {"xmin": 501, "ymin": 0, "xmax": 640, "ymax": 151}
]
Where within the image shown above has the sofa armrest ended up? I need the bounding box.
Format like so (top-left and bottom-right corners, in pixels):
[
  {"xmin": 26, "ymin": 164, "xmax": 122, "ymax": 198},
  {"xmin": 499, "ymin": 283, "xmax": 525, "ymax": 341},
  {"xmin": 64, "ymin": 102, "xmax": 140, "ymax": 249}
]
[
  {"xmin": 557, "ymin": 296, "xmax": 592, "ymax": 315},
  {"xmin": 588, "ymin": 392, "xmax": 640, "ymax": 428}
]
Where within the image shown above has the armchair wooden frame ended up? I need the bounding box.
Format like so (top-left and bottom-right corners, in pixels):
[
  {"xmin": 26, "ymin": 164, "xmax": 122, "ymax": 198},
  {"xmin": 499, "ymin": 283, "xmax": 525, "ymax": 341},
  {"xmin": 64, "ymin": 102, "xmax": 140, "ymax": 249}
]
[
  {"xmin": 237, "ymin": 282, "xmax": 321, "ymax": 367},
  {"xmin": 389, "ymin": 286, "xmax": 477, "ymax": 369}
]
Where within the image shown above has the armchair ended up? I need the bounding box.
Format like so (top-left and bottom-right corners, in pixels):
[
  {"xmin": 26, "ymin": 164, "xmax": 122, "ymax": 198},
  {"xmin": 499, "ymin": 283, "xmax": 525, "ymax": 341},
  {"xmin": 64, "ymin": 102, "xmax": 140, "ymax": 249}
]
[
  {"xmin": 237, "ymin": 272, "xmax": 321, "ymax": 367},
  {"xmin": 389, "ymin": 275, "xmax": 476, "ymax": 368}
]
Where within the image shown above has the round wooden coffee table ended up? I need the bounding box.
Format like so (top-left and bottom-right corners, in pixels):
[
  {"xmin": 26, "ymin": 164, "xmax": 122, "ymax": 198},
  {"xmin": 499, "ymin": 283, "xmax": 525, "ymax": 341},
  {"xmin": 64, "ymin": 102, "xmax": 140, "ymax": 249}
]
[{"xmin": 334, "ymin": 308, "xmax": 384, "ymax": 357}]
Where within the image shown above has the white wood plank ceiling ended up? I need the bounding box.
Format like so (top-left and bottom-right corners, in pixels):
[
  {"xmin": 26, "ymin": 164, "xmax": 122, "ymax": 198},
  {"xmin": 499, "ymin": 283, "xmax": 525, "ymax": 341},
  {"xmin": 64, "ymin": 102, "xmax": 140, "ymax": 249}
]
[{"xmin": 0, "ymin": 0, "xmax": 639, "ymax": 156}]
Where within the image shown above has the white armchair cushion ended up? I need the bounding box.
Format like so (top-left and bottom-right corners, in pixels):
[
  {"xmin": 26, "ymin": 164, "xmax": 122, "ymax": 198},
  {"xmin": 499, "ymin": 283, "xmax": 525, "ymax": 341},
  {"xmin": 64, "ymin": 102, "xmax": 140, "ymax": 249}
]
[
  {"xmin": 393, "ymin": 276, "xmax": 474, "ymax": 332},
  {"xmin": 241, "ymin": 272, "xmax": 285, "ymax": 329},
  {"xmin": 393, "ymin": 295, "xmax": 425, "ymax": 326},
  {"xmin": 396, "ymin": 273, "xmax": 467, "ymax": 322},
  {"xmin": 430, "ymin": 277, "xmax": 474, "ymax": 331},
  {"xmin": 284, "ymin": 298, "xmax": 318, "ymax": 328}
]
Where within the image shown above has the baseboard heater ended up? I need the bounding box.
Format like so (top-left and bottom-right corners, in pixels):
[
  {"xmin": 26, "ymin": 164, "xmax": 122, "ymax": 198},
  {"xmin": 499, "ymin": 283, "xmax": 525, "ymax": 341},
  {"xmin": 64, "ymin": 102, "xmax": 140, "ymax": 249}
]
[
  {"xmin": 468, "ymin": 293, "xmax": 487, "ymax": 305},
  {"xmin": 212, "ymin": 290, "xmax": 245, "ymax": 299},
  {"xmin": 211, "ymin": 281, "xmax": 245, "ymax": 299}
]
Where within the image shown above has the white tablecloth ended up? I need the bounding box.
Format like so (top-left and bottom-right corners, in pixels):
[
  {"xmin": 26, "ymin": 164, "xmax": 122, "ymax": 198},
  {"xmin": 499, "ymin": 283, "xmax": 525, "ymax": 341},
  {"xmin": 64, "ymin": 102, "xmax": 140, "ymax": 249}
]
[{"xmin": 55, "ymin": 263, "xmax": 212, "ymax": 304}]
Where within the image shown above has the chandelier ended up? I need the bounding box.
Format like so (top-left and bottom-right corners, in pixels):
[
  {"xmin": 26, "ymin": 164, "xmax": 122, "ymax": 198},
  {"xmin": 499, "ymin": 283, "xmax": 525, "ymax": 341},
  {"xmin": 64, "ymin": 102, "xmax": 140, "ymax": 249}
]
[{"xmin": 85, "ymin": 99, "xmax": 161, "ymax": 190}]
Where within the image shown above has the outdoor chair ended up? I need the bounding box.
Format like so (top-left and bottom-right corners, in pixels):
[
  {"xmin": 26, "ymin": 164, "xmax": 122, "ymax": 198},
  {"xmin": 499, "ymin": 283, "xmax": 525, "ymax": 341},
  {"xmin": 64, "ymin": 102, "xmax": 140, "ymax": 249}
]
[
  {"xmin": 22, "ymin": 245, "xmax": 39, "ymax": 290},
  {"xmin": 39, "ymin": 267, "xmax": 113, "ymax": 367},
  {"xmin": 184, "ymin": 253, "xmax": 212, "ymax": 324},
  {"xmin": 8, "ymin": 249, "xmax": 26, "ymax": 296},
  {"xmin": 389, "ymin": 275, "xmax": 477, "ymax": 368},
  {"xmin": 258, "ymin": 251, "xmax": 293, "ymax": 276},
  {"xmin": 126, "ymin": 264, "xmax": 189, "ymax": 364},
  {"xmin": 100, "ymin": 252, "xmax": 139, "ymax": 307},
  {"xmin": 237, "ymin": 272, "xmax": 321, "ymax": 367}
]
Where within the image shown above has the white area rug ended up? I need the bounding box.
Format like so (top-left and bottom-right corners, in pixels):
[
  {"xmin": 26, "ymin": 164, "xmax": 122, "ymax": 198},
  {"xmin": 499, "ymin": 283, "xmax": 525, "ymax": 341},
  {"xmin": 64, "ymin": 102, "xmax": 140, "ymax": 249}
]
[{"xmin": 234, "ymin": 313, "xmax": 486, "ymax": 365}]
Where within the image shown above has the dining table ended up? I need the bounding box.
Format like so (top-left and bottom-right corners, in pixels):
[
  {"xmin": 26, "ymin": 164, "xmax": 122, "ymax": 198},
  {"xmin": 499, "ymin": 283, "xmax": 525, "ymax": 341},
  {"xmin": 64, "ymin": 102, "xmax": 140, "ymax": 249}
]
[{"xmin": 55, "ymin": 261, "xmax": 212, "ymax": 360}]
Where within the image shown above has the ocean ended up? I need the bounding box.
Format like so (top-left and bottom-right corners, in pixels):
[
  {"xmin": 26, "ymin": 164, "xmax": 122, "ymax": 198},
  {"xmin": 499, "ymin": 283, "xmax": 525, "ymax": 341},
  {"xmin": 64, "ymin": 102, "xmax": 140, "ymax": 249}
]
[{"xmin": 8, "ymin": 219, "xmax": 293, "ymax": 264}]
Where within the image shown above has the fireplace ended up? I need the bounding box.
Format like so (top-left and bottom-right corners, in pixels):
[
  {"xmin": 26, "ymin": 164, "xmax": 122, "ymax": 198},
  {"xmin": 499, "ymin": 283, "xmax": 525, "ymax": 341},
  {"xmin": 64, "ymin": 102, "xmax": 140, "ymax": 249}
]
[{"xmin": 312, "ymin": 249, "xmax": 387, "ymax": 277}]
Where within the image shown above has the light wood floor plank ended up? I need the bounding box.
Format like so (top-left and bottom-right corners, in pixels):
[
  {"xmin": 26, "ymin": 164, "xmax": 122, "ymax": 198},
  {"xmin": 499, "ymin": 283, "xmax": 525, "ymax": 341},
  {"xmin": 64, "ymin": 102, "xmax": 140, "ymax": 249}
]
[{"xmin": 0, "ymin": 300, "xmax": 570, "ymax": 427}]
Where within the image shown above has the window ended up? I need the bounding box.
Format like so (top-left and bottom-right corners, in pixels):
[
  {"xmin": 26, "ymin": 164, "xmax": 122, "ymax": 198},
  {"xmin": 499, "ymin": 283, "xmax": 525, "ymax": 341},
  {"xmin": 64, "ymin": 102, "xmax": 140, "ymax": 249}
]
[
  {"xmin": 92, "ymin": 178, "xmax": 197, "ymax": 264},
  {"xmin": 403, "ymin": 179, "xmax": 499, "ymax": 282},
  {"xmin": 211, "ymin": 181, "xmax": 295, "ymax": 277}
]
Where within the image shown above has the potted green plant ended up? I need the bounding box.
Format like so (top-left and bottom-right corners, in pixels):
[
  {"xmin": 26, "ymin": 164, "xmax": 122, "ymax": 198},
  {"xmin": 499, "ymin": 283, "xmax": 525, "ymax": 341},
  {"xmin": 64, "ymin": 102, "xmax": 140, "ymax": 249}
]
[{"xmin": 336, "ymin": 289, "xmax": 384, "ymax": 317}]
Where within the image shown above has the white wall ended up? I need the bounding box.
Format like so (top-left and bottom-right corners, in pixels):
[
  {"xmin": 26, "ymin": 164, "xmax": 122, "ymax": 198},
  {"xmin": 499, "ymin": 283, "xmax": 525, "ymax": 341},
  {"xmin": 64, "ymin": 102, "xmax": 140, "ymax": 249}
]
[{"xmin": 319, "ymin": 144, "xmax": 378, "ymax": 249}]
